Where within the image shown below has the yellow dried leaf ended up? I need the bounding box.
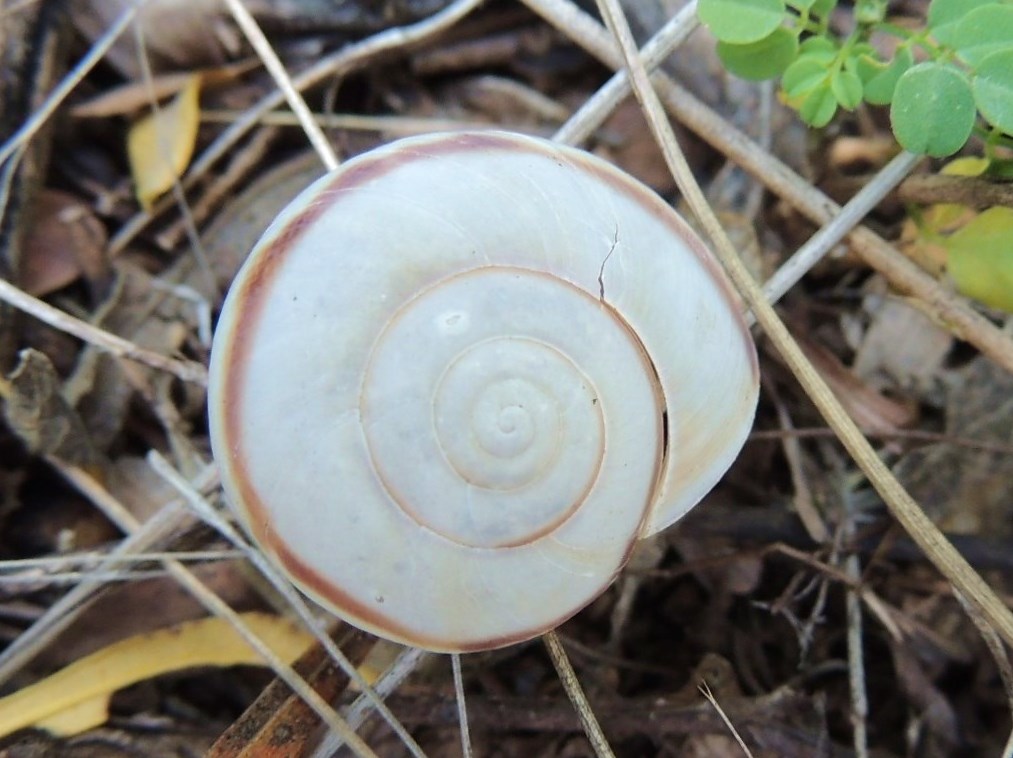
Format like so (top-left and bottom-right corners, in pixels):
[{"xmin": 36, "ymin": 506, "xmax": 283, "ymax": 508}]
[
  {"xmin": 945, "ymin": 207, "xmax": 1013, "ymax": 312},
  {"xmin": 127, "ymin": 74, "xmax": 201, "ymax": 210},
  {"xmin": 0, "ymin": 612, "xmax": 314, "ymax": 737}
]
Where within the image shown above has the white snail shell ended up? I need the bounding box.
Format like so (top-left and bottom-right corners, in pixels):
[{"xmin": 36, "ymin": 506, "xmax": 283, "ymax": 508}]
[{"xmin": 208, "ymin": 131, "xmax": 759, "ymax": 653}]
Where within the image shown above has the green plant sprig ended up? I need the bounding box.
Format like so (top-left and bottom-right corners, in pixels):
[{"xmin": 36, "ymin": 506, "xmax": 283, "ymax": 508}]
[{"xmin": 698, "ymin": 0, "xmax": 1013, "ymax": 157}]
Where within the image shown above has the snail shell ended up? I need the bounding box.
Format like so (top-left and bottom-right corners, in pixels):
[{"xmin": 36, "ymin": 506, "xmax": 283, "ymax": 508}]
[{"xmin": 208, "ymin": 131, "xmax": 758, "ymax": 653}]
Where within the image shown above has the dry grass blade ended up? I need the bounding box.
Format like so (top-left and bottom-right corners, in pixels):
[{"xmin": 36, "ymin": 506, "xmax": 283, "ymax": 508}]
[
  {"xmin": 590, "ymin": 0, "xmax": 1013, "ymax": 647},
  {"xmin": 452, "ymin": 654, "xmax": 474, "ymax": 758},
  {"xmin": 221, "ymin": 0, "xmax": 338, "ymax": 171},
  {"xmin": 698, "ymin": 682, "xmax": 754, "ymax": 757}
]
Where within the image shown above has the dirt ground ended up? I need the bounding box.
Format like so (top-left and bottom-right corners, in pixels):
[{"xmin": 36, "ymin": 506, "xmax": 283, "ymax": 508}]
[{"xmin": 1, "ymin": 1, "xmax": 1013, "ymax": 756}]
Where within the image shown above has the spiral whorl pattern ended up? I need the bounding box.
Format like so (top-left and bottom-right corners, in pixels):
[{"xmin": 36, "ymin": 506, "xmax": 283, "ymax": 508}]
[{"xmin": 209, "ymin": 131, "xmax": 758, "ymax": 652}]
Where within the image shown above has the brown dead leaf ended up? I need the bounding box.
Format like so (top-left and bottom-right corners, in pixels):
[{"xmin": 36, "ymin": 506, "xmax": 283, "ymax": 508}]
[
  {"xmin": 20, "ymin": 190, "xmax": 107, "ymax": 297},
  {"xmin": 796, "ymin": 333, "xmax": 918, "ymax": 434},
  {"xmin": 64, "ymin": 262, "xmax": 197, "ymax": 451}
]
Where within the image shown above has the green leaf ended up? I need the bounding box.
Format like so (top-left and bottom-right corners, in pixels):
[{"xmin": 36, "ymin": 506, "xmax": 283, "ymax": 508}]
[
  {"xmin": 928, "ymin": 0, "xmax": 996, "ymax": 46},
  {"xmin": 945, "ymin": 207, "xmax": 1013, "ymax": 312},
  {"xmin": 973, "ymin": 50, "xmax": 1013, "ymax": 133},
  {"xmin": 698, "ymin": 0, "xmax": 786, "ymax": 44},
  {"xmin": 831, "ymin": 68, "xmax": 863, "ymax": 109},
  {"xmin": 799, "ymin": 87, "xmax": 838, "ymax": 126},
  {"xmin": 783, "ymin": 56, "xmax": 831, "ymax": 99},
  {"xmin": 717, "ymin": 28, "xmax": 799, "ymax": 80},
  {"xmin": 949, "ymin": 4, "xmax": 1013, "ymax": 67},
  {"xmin": 984, "ymin": 158, "xmax": 1013, "ymax": 180},
  {"xmin": 891, "ymin": 63, "xmax": 976, "ymax": 157},
  {"xmin": 799, "ymin": 36, "xmax": 837, "ymax": 63},
  {"xmin": 857, "ymin": 47, "xmax": 914, "ymax": 105}
]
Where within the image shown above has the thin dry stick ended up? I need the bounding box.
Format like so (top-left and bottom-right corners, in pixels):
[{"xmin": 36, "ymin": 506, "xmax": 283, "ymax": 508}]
[
  {"xmin": 47, "ymin": 460, "xmax": 378, "ymax": 758},
  {"xmin": 0, "ymin": 278, "xmax": 209, "ymax": 384},
  {"xmin": 452, "ymin": 654, "xmax": 474, "ymax": 758},
  {"xmin": 0, "ymin": 549, "xmax": 242, "ymax": 571},
  {"xmin": 201, "ymin": 110, "xmax": 520, "ymax": 135},
  {"xmin": 543, "ymin": 631, "xmax": 616, "ymax": 758},
  {"xmin": 132, "ymin": 24, "xmax": 216, "ymax": 294},
  {"xmin": 773, "ymin": 396, "xmax": 827, "ymax": 543},
  {"xmin": 312, "ymin": 646, "xmax": 432, "ymax": 758},
  {"xmin": 222, "ymin": 0, "xmax": 338, "ymax": 171},
  {"xmin": 844, "ymin": 497, "xmax": 869, "ymax": 758},
  {"xmin": 591, "ymin": 0, "xmax": 1013, "ymax": 647},
  {"xmin": 953, "ymin": 591, "xmax": 1013, "ymax": 757},
  {"xmin": 761, "ymin": 150, "xmax": 922, "ymax": 307},
  {"xmin": 522, "ymin": 0, "xmax": 1013, "ymax": 378}
]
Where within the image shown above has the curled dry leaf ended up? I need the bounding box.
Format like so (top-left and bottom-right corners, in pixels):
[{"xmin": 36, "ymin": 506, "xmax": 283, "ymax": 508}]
[
  {"xmin": 894, "ymin": 358, "xmax": 1013, "ymax": 538},
  {"xmin": 127, "ymin": 74, "xmax": 202, "ymax": 210},
  {"xmin": 1, "ymin": 349, "xmax": 104, "ymax": 471}
]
